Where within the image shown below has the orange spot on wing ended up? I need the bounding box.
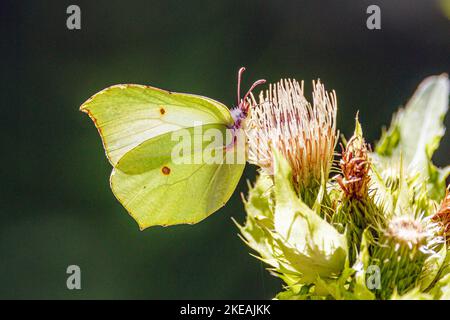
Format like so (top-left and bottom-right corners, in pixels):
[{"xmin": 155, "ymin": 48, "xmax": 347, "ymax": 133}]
[{"xmin": 162, "ymin": 166, "xmax": 171, "ymax": 175}]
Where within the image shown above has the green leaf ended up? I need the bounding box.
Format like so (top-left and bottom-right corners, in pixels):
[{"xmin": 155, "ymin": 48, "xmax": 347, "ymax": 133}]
[
  {"xmin": 352, "ymin": 229, "xmax": 376, "ymax": 300},
  {"xmin": 427, "ymin": 154, "xmax": 450, "ymax": 201},
  {"xmin": 354, "ymin": 113, "xmax": 363, "ymax": 137},
  {"xmin": 243, "ymin": 173, "xmax": 274, "ymax": 224},
  {"xmin": 429, "ymin": 273, "xmax": 450, "ymax": 299},
  {"xmin": 314, "ymin": 267, "xmax": 356, "ymax": 299},
  {"xmin": 374, "ymin": 74, "xmax": 449, "ymax": 200},
  {"xmin": 274, "ymin": 285, "xmax": 311, "ymax": 300},
  {"xmin": 272, "ymin": 150, "xmax": 348, "ymax": 283},
  {"xmin": 427, "ymin": 246, "xmax": 450, "ymax": 299},
  {"xmin": 235, "ymin": 174, "xmax": 278, "ymax": 268},
  {"xmin": 369, "ymin": 164, "xmax": 395, "ymax": 218},
  {"xmin": 390, "ymin": 287, "xmax": 432, "ymax": 300},
  {"xmin": 275, "ymin": 290, "xmax": 307, "ymax": 300},
  {"xmin": 420, "ymin": 243, "xmax": 447, "ymax": 291}
]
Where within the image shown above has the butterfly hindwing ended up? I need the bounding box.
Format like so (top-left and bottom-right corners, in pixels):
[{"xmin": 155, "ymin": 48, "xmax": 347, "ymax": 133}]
[{"xmin": 111, "ymin": 125, "xmax": 245, "ymax": 229}]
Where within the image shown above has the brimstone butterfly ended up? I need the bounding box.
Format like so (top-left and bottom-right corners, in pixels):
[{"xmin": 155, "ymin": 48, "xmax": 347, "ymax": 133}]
[{"xmin": 80, "ymin": 67, "xmax": 265, "ymax": 229}]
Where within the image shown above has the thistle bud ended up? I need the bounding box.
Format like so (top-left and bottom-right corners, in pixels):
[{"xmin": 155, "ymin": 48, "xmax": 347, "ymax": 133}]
[
  {"xmin": 337, "ymin": 118, "xmax": 371, "ymax": 199},
  {"xmin": 371, "ymin": 215, "xmax": 442, "ymax": 299},
  {"xmin": 432, "ymin": 186, "xmax": 450, "ymax": 244},
  {"xmin": 332, "ymin": 118, "xmax": 377, "ymax": 264}
]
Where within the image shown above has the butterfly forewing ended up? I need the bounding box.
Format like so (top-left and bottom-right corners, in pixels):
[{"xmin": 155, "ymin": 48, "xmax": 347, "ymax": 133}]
[{"xmin": 80, "ymin": 84, "xmax": 234, "ymax": 166}]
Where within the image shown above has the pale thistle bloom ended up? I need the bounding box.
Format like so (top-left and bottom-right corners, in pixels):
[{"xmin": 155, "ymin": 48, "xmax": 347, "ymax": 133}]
[
  {"xmin": 385, "ymin": 215, "xmax": 440, "ymax": 253},
  {"xmin": 246, "ymin": 79, "xmax": 337, "ymax": 190},
  {"xmin": 374, "ymin": 214, "xmax": 443, "ymax": 298}
]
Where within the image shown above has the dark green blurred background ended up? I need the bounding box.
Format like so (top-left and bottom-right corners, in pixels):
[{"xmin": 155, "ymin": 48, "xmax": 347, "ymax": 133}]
[{"xmin": 1, "ymin": 0, "xmax": 449, "ymax": 299}]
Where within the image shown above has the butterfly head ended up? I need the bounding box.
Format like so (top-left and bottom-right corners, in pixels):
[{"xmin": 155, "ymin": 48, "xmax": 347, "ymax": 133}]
[{"xmin": 231, "ymin": 67, "xmax": 266, "ymax": 129}]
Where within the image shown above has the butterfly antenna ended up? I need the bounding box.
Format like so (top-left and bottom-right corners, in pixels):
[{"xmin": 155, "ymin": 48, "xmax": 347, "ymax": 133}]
[
  {"xmin": 243, "ymin": 79, "xmax": 266, "ymax": 102},
  {"xmin": 237, "ymin": 67, "xmax": 246, "ymax": 106}
]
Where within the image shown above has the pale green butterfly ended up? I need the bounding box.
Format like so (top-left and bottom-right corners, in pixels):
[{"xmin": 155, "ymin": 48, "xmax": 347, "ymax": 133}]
[{"xmin": 80, "ymin": 67, "xmax": 265, "ymax": 229}]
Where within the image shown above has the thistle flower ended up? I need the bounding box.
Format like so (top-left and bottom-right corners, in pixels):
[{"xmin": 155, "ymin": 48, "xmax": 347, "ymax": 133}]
[
  {"xmin": 372, "ymin": 214, "xmax": 443, "ymax": 298},
  {"xmin": 432, "ymin": 186, "xmax": 450, "ymax": 243},
  {"xmin": 238, "ymin": 74, "xmax": 449, "ymax": 300},
  {"xmin": 246, "ymin": 79, "xmax": 337, "ymax": 192},
  {"xmin": 386, "ymin": 216, "xmax": 429, "ymax": 251}
]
